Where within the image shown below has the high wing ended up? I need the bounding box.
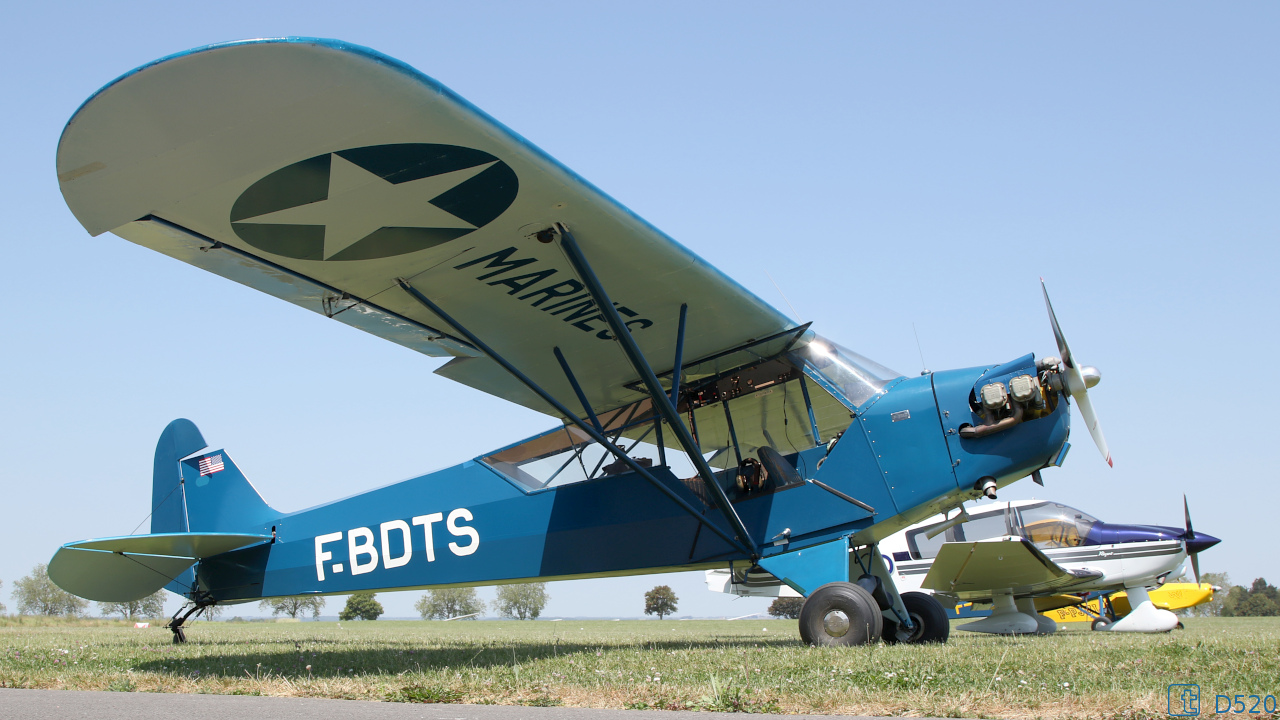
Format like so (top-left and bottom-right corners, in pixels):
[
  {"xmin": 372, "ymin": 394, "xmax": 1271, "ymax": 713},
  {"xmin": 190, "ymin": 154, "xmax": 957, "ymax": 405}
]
[
  {"xmin": 57, "ymin": 38, "xmax": 795, "ymax": 420},
  {"xmin": 921, "ymin": 537, "xmax": 1102, "ymax": 601}
]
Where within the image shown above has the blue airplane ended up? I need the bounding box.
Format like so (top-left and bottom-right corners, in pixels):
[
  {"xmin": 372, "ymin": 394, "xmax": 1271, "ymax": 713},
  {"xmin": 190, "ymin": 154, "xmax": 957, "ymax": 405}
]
[{"xmin": 49, "ymin": 38, "xmax": 1110, "ymax": 646}]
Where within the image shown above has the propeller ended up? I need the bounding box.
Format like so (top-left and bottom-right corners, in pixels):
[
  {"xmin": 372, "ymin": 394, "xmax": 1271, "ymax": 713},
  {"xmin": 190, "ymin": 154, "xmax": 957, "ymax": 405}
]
[
  {"xmin": 1042, "ymin": 279, "xmax": 1112, "ymax": 467},
  {"xmin": 1183, "ymin": 494, "xmax": 1200, "ymax": 586}
]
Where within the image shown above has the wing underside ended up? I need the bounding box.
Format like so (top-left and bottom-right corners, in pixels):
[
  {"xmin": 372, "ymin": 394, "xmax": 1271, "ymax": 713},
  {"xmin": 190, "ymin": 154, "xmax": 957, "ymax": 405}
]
[
  {"xmin": 57, "ymin": 38, "xmax": 797, "ymax": 421},
  {"xmin": 921, "ymin": 537, "xmax": 1102, "ymax": 601}
]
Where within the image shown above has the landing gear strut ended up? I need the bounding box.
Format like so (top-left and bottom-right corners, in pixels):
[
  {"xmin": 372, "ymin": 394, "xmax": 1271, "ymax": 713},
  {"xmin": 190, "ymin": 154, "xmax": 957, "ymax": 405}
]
[
  {"xmin": 758, "ymin": 536, "xmax": 951, "ymax": 647},
  {"xmin": 168, "ymin": 593, "xmax": 216, "ymax": 644}
]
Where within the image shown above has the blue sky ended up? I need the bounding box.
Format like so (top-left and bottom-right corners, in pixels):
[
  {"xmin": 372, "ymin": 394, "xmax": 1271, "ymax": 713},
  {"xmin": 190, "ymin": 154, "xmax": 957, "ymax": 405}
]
[{"xmin": 2, "ymin": 2, "xmax": 1277, "ymax": 620}]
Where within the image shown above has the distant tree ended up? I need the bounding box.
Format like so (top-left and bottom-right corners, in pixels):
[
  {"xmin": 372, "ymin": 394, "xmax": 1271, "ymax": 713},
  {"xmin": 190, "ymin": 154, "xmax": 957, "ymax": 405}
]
[
  {"xmin": 643, "ymin": 585, "xmax": 678, "ymax": 619},
  {"xmin": 416, "ymin": 588, "xmax": 484, "ymax": 620},
  {"xmin": 1183, "ymin": 572, "xmax": 1230, "ymax": 617},
  {"xmin": 99, "ymin": 591, "xmax": 166, "ymax": 620},
  {"xmin": 0, "ymin": 579, "xmax": 6, "ymax": 614},
  {"xmin": 492, "ymin": 583, "xmax": 548, "ymax": 620},
  {"xmin": 14, "ymin": 564, "xmax": 87, "ymax": 616},
  {"xmin": 1222, "ymin": 578, "xmax": 1280, "ymax": 617},
  {"xmin": 768, "ymin": 597, "xmax": 804, "ymax": 619},
  {"xmin": 259, "ymin": 596, "xmax": 326, "ymax": 619},
  {"xmin": 339, "ymin": 591, "xmax": 384, "ymax": 621},
  {"xmin": 1251, "ymin": 578, "xmax": 1280, "ymax": 602}
]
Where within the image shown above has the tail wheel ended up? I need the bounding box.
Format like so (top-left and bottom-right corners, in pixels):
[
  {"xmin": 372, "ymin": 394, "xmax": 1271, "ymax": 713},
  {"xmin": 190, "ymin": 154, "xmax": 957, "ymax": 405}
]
[
  {"xmin": 798, "ymin": 582, "xmax": 883, "ymax": 646},
  {"xmin": 883, "ymin": 591, "xmax": 950, "ymax": 644}
]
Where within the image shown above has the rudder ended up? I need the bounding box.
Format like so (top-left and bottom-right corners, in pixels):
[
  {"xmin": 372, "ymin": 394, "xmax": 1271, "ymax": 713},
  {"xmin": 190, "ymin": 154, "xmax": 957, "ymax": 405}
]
[
  {"xmin": 152, "ymin": 419, "xmax": 279, "ymax": 535},
  {"xmin": 152, "ymin": 419, "xmax": 207, "ymax": 534}
]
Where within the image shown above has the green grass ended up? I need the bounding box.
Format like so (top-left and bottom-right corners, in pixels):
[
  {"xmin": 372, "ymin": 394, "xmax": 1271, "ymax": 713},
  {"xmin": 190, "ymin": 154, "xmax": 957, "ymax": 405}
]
[{"xmin": 1, "ymin": 617, "xmax": 1277, "ymax": 718}]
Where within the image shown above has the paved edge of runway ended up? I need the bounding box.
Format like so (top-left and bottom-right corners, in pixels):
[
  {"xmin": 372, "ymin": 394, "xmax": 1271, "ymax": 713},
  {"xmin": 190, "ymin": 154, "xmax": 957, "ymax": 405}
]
[{"xmin": 0, "ymin": 688, "xmax": 956, "ymax": 719}]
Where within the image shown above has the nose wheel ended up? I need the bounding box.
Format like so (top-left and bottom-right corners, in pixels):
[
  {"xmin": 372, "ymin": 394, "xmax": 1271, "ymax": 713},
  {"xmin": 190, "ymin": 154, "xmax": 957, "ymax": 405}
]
[{"xmin": 798, "ymin": 582, "xmax": 883, "ymax": 646}]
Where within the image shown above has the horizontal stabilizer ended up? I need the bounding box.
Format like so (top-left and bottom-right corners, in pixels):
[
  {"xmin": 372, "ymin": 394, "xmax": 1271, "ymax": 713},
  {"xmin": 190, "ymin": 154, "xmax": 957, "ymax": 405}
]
[
  {"xmin": 922, "ymin": 537, "xmax": 1100, "ymax": 601},
  {"xmin": 49, "ymin": 532, "xmax": 270, "ymax": 602},
  {"xmin": 67, "ymin": 532, "xmax": 270, "ymax": 558}
]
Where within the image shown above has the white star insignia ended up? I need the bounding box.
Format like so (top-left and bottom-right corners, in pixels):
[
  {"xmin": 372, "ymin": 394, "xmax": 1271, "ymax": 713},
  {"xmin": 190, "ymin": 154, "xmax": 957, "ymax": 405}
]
[{"xmin": 236, "ymin": 154, "xmax": 493, "ymax": 259}]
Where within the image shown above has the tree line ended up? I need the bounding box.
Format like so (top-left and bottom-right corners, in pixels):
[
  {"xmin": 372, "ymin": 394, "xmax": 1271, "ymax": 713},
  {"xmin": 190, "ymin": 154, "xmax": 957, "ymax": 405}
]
[
  {"xmin": 0, "ymin": 564, "xmax": 558, "ymax": 622},
  {"xmin": 1, "ymin": 565, "xmax": 678, "ymax": 622},
  {"xmin": 2, "ymin": 563, "xmax": 166, "ymax": 619},
  {"xmin": 7, "ymin": 562, "xmax": 1274, "ymax": 621},
  {"xmin": 1180, "ymin": 573, "xmax": 1279, "ymax": 617},
  {"xmin": 278, "ymin": 583, "xmax": 555, "ymax": 622}
]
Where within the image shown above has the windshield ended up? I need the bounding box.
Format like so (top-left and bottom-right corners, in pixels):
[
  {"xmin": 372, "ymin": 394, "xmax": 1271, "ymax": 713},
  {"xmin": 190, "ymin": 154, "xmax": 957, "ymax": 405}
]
[
  {"xmin": 1017, "ymin": 502, "xmax": 1099, "ymax": 548},
  {"xmin": 788, "ymin": 334, "xmax": 899, "ymax": 408}
]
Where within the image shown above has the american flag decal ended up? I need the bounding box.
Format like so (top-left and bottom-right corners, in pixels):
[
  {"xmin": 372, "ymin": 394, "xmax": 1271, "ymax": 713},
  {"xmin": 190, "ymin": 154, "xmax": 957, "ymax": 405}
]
[{"xmin": 198, "ymin": 454, "xmax": 225, "ymax": 476}]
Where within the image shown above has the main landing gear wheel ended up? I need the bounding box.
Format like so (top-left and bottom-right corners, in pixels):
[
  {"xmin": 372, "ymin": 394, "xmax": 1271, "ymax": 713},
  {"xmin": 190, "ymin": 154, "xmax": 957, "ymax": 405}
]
[
  {"xmin": 883, "ymin": 591, "xmax": 950, "ymax": 645},
  {"xmin": 799, "ymin": 582, "xmax": 883, "ymax": 646},
  {"xmin": 1091, "ymin": 618, "xmax": 1110, "ymax": 631}
]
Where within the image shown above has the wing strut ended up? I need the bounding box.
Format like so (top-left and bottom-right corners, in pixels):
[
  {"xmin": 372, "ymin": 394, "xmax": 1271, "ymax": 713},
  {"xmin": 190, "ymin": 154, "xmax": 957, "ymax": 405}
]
[
  {"xmin": 669, "ymin": 304, "xmax": 688, "ymax": 402},
  {"xmin": 552, "ymin": 347, "xmax": 605, "ymax": 435},
  {"xmin": 395, "ymin": 279, "xmax": 753, "ymax": 558},
  {"xmin": 556, "ymin": 224, "xmax": 758, "ymax": 558}
]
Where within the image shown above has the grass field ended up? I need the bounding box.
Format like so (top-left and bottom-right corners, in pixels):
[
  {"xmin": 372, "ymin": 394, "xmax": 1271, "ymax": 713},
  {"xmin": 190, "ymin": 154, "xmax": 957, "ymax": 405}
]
[{"xmin": 1, "ymin": 616, "xmax": 1277, "ymax": 718}]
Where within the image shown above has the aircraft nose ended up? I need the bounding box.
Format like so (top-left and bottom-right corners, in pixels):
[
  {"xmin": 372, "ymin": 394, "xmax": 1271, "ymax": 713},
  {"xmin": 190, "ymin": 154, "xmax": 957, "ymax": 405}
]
[{"xmin": 1185, "ymin": 533, "xmax": 1221, "ymax": 555}]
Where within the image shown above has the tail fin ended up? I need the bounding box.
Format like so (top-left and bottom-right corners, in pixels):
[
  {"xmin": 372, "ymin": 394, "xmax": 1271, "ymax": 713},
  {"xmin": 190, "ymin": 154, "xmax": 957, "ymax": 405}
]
[
  {"xmin": 49, "ymin": 419, "xmax": 281, "ymax": 602},
  {"xmin": 151, "ymin": 419, "xmax": 279, "ymax": 535},
  {"xmin": 152, "ymin": 419, "xmax": 206, "ymax": 534}
]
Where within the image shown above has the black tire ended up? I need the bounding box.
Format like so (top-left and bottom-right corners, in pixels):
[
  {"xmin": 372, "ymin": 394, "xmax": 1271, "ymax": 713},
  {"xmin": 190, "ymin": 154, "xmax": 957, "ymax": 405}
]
[
  {"xmin": 1175, "ymin": 621, "xmax": 1185, "ymax": 630},
  {"xmin": 798, "ymin": 582, "xmax": 883, "ymax": 646},
  {"xmin": 1091, "ymin": 618, "xmax": 1109, "ymax": 631},
  {"xmin": 883, "ymin": 591, "xmax": 950, "ymax": 644}
]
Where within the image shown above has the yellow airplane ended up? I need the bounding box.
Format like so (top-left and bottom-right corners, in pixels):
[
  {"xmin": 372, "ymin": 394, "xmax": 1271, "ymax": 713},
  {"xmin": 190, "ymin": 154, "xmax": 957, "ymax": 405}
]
[{"xmin": 1037, "ymin": 583, "xmax": 1216, "ymax": 629}]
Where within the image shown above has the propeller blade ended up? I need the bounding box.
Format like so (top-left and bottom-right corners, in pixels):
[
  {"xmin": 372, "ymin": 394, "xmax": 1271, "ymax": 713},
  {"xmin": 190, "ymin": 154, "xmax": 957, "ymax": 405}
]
[
  {"xmin": 1191, "ymin": 552, "xmax": 1201, "ymax": 586},
  {"xmin": 1070, "ymin": 370, "xmax": 1112, "ymax": 467},
  {"xmin": 1183, "ymin": 494, "xmax": 1196, "ymax": 540},
  {"xmin": 1042, "ymin": 279, "xmax": 1073, "ymax": 369},
  {"xmin": 1042, "ymin": 279, "xmax": 1112, "ymax": 467}
]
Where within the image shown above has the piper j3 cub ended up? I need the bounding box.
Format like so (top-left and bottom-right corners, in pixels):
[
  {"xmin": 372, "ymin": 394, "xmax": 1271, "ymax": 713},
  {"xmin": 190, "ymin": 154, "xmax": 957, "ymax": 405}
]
[{"xmin": 50, "ymin": 38, "xmax": 1112, "ymax": 646}]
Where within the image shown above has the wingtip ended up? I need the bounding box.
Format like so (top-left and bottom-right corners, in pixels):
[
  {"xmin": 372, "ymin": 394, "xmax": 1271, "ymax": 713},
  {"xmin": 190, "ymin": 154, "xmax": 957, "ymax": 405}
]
[{"xmin": 1107, "ymin": 456, "xmax": 1113, "ymax": 468}]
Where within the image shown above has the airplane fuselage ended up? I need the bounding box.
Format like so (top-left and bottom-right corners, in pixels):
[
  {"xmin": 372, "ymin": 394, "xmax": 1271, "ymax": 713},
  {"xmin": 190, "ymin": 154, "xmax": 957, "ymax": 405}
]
[{"xmin": 191, "ymin": 359, "xmax": 1071, "ymax": 604}]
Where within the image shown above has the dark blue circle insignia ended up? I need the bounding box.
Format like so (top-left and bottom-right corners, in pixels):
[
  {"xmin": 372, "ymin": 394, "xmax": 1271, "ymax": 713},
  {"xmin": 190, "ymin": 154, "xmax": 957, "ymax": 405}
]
[{"xmin": 230, "ymin": 144, "xmax": 518, "ymax": 261}]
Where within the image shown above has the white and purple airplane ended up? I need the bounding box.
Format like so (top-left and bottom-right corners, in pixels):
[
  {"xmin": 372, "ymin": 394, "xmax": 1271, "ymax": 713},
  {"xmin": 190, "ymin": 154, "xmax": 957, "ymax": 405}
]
[{"xmin": 709, "ymin": 497, "xmax": 1219, "ymax": 635}]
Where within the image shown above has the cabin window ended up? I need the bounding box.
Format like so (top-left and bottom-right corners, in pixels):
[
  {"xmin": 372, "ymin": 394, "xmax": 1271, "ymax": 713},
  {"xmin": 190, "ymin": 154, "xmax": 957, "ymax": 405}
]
[
  {"xmin": 906, "ymin": 502, "xmax": 1100, "ymax": 558},
  {"xmin": 480, "ymin": 399, "xmax": 717, "ymax": 491},
  {"xmin": 480, "ymin": 332, "xmax": 871, "ymax": 496},
  {"xmin": 905, "ymin": 525, "xmax": 953, "ymax": 560},
  {"xmin": 789, "ymin": 335, "xmax": 899, "ymax": 409},
  {"xmin": 906, "ymin": 507, "xmax": 1021, "ymax": 559},
  {"xmin": 1017, "ymin": 502, "xmax": 1098, "ymax": 548}
]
